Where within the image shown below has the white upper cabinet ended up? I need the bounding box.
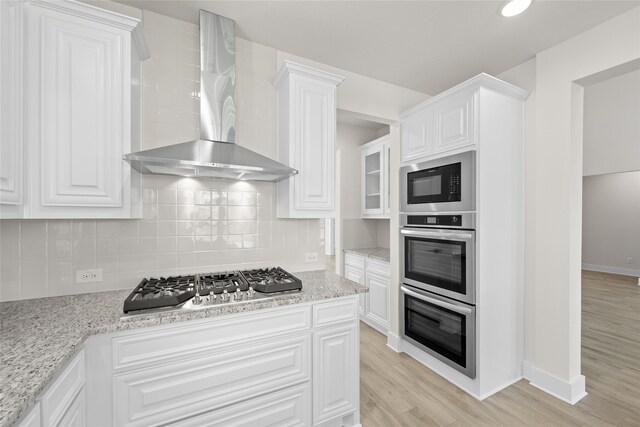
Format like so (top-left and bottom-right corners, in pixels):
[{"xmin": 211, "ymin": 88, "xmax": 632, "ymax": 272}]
[
  {"xmin": 1, "ymin": 0, "xmax": 149, "ymax": 218},
  {"xmin": 360, "ymin": 134, "xmax": 390, "ymax": 218},
  {"xmin": 275, "ymin": 61, "xmax": 344, "ymax": 218},
  {"xmin": 400, "ymin": 75, "xmax": 493, "ymax": 164},
  {"xmin": 0, "ymin": 0, "xmax": 25, "ymax": 218}
]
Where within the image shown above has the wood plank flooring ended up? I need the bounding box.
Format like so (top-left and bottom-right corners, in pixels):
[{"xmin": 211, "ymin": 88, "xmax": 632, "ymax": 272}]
[{"xmin": 360, "ymin": 270, "xmax": 640, "ymax": 426}]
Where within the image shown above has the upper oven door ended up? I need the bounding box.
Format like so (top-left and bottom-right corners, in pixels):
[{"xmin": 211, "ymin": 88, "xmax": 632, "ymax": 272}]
[
  {"xmin": 401, "ymin": 227, "xmax": 475, "ymax": 304},
  {"xmin": 401, "ymin": 151, "xmax": 475, "ymax": 212}
]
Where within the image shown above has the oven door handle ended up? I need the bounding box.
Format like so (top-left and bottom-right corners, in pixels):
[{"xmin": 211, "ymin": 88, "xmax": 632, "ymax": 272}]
[
  {"xmin": 401, "ymin": 286, "xmax": 473, "ymax": 315},
  {"xmin": 400, "ymin": 229, "xmax": 474, "ymax": 240}
]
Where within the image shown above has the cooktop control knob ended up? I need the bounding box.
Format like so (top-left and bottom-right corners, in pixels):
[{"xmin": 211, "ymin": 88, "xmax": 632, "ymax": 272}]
[
  {"xmin": 208, "ymin": 291, "xmax": 216, "ymax": 304},
  {"xmin": 192, "ymin": 293, "xmax": 202, "ymax": 305},
  {"xmin": 221, "ymin": 289, "xmax": 230, "ymax": 303},
  {"xmin": 246, "ymin": 286, "xmax": 256, "ymax": 299},
  {"xmin": 233, "ymin": 287, "xmax": 243, "ymax": 302}
]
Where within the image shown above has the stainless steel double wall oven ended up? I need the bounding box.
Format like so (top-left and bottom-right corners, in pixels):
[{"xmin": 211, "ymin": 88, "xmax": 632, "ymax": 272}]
[{"xmin": 400, "ymin": 151, "xmax": 477, "ymax": 378}]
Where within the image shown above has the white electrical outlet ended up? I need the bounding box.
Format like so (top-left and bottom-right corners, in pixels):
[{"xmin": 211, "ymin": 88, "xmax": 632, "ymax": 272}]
[
  {"xmin": 627, "ymin": 257, "xmax": 634, "ymax": 264},
  {"xmin": 76, "ymin": 268, "xmax": 103, "ymax": 284},
  {"xmin": 305, "ymin": 252, "xmax": 319, "ymax": 263}
]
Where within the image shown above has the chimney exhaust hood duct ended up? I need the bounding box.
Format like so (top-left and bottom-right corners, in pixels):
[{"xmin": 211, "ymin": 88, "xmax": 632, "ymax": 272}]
[{"xmin": 123, "ymin": 10, "xmax": 298, "ymax": 182}]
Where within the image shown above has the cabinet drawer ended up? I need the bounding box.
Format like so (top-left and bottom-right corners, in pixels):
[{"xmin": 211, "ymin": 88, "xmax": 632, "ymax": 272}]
[
  {"xmin": 313, "ymin": 298, "xmax": 358, "ymax": 328},
  {"xmin": 113, "ymin": 334, "xmax": 311, "ymax": 427},
  {"xmin": 366, "ymin": 258, "xmax": 390, "ymax": 276},
  {"xmin": 344, "ymin": 253, "xmax": 366, "ymax": 269},
  {"xmin": 171, "ymin": 383, "xmax": 310, "ymax": 427},
  {"xmin": 40, "ymin": 349, "xmax": 85, "ymax": 427},
  {"xmin": 113, "ymin": 306, "xmax": 310, "ymax": 370}
]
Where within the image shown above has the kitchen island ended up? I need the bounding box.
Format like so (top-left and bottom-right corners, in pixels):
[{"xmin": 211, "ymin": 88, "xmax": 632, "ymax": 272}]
[{"xmin": 0, "ymin": 270, "xmax": 367, "ymax": 427}]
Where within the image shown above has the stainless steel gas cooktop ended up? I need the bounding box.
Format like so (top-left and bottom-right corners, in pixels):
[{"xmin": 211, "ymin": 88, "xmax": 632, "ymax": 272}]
[{"xmin": 122, "ymin": 267, "xmax": 302, "ymax": 315}]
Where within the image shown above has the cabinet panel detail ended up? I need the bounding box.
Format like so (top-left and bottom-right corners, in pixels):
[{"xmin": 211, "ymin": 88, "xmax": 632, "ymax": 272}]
[
  {"xmin": 39, "ymin": 13, "xmax": 124, "ymax": 207},
  {"xmin": 313, "ymin": 298, "xmax": 357, "ymax": 327},
  {"xmin": 113, "ymin": 306, "xmax": 310, "ymax": 371},
  {"xmin": 313, "ymin": 324, "xmax": 358, "ymax": 424},
  {"xmin": 171, "ymin": 384, "xmax": 310, "ymax": 427},
  {"xmin": 113, "ymin": 335, "xmax": 310, "ymax": 427}
]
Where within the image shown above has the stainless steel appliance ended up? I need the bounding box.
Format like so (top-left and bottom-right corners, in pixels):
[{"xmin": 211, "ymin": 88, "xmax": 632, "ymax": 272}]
[
  {"xmin": 401, "ymin": 284, "xmax": 476, "ymax": 378},
  {"xmin": 123, "ymin": 11, "xmax": 298, "ymax": 182},
  {"xmin": 400, "ymin": 213, "xmax": 475, "ymax": 304},
  {"xmin": 123, "ymin": 267, "xmax": 302, "ymax": 315},
  {"xmin": 400, "ymin": 212, "xmax": 476, "ymax": 378},
  {"xmin": 401, "ymin": 151, "xmax": 475, "ymax": 212}
]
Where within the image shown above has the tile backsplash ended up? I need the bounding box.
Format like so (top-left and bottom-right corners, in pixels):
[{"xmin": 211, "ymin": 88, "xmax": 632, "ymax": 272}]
[{"xmin": 0, "ymin": 175, "xmax": 325, "ymax": 301}]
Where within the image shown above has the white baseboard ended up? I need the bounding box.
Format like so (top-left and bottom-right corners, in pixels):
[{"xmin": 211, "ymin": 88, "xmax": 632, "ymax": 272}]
[
  {"xmin": 386, "ymin": 332, "xmax": 402, "ymax": 353},
  {"xmin": 582, "ymin": 263, "xmax": 640, "ymax": 278},
  {"xmin": 527, "ymin": 364, "xmax": 587, "ymax": 405}
]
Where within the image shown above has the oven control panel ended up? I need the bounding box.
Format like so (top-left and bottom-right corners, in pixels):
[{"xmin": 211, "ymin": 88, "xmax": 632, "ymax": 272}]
[{"xmin": 401, "ymin": 213, "xmax": 475, "ymax": 229}]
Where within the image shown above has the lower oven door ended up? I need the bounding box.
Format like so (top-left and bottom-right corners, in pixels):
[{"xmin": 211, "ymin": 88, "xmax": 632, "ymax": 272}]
[{"xmin": 401, "ymin": 285, "xmax": 476, "ymax": 378}]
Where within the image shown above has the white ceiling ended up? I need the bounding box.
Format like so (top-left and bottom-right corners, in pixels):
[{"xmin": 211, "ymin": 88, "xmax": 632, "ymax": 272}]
[{"xmin": 115, "ymin": 0, "xmax": 640, "ymax": 95}]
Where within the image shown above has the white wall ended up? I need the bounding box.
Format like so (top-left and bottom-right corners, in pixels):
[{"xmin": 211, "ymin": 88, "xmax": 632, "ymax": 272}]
[
  {"xmin": 582, "ymin": 172, "xmax": 640, "ymax": 276},
  {"xmin": 583, "ymin": 69, "xmax": 640, "ymax": 176},
  {"xmin": 496, "ymin": 6, "xmax": 640, "ymax": 402},
  {"xmin": 335, "ymin": 122, "xmax": 381, "ymax": 275},
  {"xmin": 0, "ymin": 7, "xmax": 427, "ymax": 301}
]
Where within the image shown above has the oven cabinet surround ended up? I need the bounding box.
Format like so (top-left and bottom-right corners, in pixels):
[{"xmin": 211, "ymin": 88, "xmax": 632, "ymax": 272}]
[
  {"xmin": 397, "ymin": 73, "xmax": 527, "ymax": 400},
  {"xmin": 360, "ymin": 135, "xmax": 391, "ymax": 218},
  {"xmin": 15, "ymin": 349, "xmax": 86, "ymax": 427},
  {"xmin": 275, "ymin": 60, "xmax": 345, "ymax": 218},
  {"xmin": 0, "ymin": 0, "xmax": 149, "ymax": 219},
  {"xmin": 344, "ymin": 252, "xmax": 389, "ymax": 334},
  {"xmin": 80, "ymin": 297, "xmax": 360, "ymax": 427},
  {"xmin": 400, "ymin": 73, "xmax": 526, "ymax": 164}
]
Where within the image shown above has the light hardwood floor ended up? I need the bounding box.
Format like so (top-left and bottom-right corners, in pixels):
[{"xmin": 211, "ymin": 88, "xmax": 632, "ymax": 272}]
[{"xmin": 360, "ymin": 270, "xmax": 640, "ymax": 426}]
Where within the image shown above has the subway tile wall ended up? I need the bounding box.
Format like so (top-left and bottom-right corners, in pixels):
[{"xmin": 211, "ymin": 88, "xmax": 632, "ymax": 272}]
[
  {"xmin": 0, "ymin": 176, "xmax": 325, "ymax": 301},
  {"xmin": 0, "ymin": 10, "xmax": 325, "ymax": 301}
]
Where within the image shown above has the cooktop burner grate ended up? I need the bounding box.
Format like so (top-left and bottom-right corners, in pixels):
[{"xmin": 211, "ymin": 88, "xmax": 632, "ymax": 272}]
[{"xmin": 239, "ymin": 267, "xmax": 302, "ymax": 294}]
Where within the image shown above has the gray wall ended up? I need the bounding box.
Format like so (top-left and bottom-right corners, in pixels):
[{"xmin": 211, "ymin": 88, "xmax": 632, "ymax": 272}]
[{"xmin": 582, "ymin": 171, "xmax": 640, "ymax": 275}]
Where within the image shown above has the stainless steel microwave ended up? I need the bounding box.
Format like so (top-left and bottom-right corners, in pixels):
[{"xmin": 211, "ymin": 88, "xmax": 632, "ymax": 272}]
[{"xmin": 401, "ymin": 151, "xmax": 476, "ymax": 213}]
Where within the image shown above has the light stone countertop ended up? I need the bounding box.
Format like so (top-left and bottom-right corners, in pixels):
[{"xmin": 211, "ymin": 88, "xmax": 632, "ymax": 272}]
[
  {"xmin": 0, "ymin": 270, "xmax": 367, "ymax": 427},
  {"xmin": 344, "ymin": 247, "xmax": 391, "ymax": 263}
]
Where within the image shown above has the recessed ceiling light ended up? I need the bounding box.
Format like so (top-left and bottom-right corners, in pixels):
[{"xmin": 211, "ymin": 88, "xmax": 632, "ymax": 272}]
[{"xmin": 501, "ymin": 0, "xmax": 532, "ymax": 17}]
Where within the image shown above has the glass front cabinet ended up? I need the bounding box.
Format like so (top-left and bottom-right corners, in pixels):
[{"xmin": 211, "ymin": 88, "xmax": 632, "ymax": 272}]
[{"xmin": 360, "ymin": 135, "xmax": 391, "ymax": 218}]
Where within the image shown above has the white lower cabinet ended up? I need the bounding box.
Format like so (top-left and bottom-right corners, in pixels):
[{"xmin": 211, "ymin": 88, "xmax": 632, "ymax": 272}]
[
  {"xmin": 344, "ymin": 253, "xmax": 390, "ymax": 334},
  {"xmin": 84, "ymin": 298, "xmax": 360, "ymax": 427},
  {"xmin": 55, "ymin": 389, "xmax": 85, "ymax": 427}
]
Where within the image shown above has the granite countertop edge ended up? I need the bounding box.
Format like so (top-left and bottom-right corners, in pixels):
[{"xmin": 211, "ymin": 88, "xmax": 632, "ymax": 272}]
[
  {"xmin": 0, "ymin": 270, "xmax": 366, "ymax": 427},
  {"xmin": 343, "ymin": 247, "xmax": 391, "ymax": 263}
]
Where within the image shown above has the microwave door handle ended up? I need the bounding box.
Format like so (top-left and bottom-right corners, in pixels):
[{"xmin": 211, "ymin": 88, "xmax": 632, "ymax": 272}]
[
  {"xmin": 401, "ymin": 286, "xmax": 473, "ymax": 315},
  {"xmin": 400, "ymin": 229, "xmax": 474, "ymax": 240}
]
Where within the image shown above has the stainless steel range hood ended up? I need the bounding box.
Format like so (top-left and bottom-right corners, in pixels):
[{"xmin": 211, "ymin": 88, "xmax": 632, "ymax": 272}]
[{"xmin": 124, "ymin": 10, "xmax": 298, "ymax": 182}]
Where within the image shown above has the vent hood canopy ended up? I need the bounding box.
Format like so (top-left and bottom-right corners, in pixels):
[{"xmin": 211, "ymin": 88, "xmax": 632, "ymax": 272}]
[{"xmin": 123, "ymin": 10, "xmax": 297, "ymax": 182}]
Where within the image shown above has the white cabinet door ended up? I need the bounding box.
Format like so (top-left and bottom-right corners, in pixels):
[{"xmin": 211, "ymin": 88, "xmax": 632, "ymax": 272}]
[
  {"xmin": 383, "ymin": 140, "xmax": 391, "ymax": 217},
  {"xmin": 276, "ymin": 61, "xmax": 344, "ymax": 218},
  {"xmin": 361, "ymin": 141, "xmax": 384, "ymax": 217},
  {"xmin": 365, "ymin": 272, "xmax": 389, "ymax": 330},
  {"xmin": 434, "ymin": 90, "xmax": 475, "ymax": 153},
  {"xmin": 312, "ymin": 324, "xmax": 358, "ymax": 425},
  {"xmin": 400, "ymin": 109, "xmax": 432, "ymax": 163},
  {"xmin": 344, "ymin": 265, "xmax": 366, "ymax": 316},
  {"xmin": 0, "ymin": 0, "xmax": 24, "ymax": 218},
  {"xmin": 24, "ymin": 1, "xmax": 145, "ymax": 218}
]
